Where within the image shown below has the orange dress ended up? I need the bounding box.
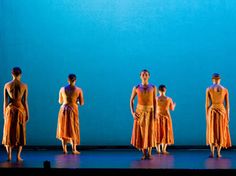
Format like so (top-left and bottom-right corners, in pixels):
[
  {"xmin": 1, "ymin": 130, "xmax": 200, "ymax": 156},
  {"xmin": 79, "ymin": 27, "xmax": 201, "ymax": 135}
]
[
  {"xmin": 2, "ymin": 81, "xmax": 27, "ymax": 146},
  {"xmin": 131, "ymin": 85, "xmax": 156, "ymax": 149},
  {"xmin": 56, "ymin": 86, "xmax": 80, "ymax": 145},
  {"xmin": 206, "ymin": 86, "xmax": 231, "ymax": 148},
  {"xmin": 155, "ymin": 96, "xmax": 174, "ymax": 145}
]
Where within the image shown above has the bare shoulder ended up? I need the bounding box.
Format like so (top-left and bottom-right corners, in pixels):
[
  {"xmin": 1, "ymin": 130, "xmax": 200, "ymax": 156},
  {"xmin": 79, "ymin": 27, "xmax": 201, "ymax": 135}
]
[
  {"xmin": 60, "ymin": 87, "xmax": 64, "ymax": 91},
  {"xmin": 22, "ymin": 82, "xmax": 28, "ymax": 88},
  {"xmin": 223, "ymin": 87, "xmax": 229, "ymax": 93},
  {"xmin": 76, "ymin": 87, "xmax": 83, "ymax": 93},
  {"xmin": 167, "ymin": 96, "xmax": 173, "ymax": 102},
  {"xmin": 132, "ymin": 85, "xmax": 139, "ymax": 91},
  {"xmin": 4, "ymin": 81, "xmax": 11, "ymax": 89},
  {"xmin": 206, "ymin": 87, "xmax": 211, "ymax": 92},
  {"xmin": 149, "ymin": 84, "xmax": 156, "ymax": 89}
]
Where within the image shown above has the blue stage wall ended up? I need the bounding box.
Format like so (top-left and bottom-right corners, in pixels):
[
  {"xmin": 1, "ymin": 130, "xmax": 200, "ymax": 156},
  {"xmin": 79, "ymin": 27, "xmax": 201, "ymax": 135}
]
[{"xmin": 1, "ymin": 0, "xmax": 236, "ymax": 145}]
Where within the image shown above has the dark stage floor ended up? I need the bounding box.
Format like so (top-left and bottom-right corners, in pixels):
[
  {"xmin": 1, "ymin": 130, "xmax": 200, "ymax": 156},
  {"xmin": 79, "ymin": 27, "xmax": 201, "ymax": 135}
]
[{"xmin": 0, "ymin": 147, "xmax": 236, "ymax": 175}]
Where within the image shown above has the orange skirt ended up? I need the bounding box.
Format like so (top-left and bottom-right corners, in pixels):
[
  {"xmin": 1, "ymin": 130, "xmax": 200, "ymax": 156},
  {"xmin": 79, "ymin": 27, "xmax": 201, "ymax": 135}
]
[
  {"xmin": 56, "ymin": 104, "xmax": 80, "ymax": 145},
  {"xmin": 131, "ymin": 105, "xmax": 156, "ymax": 149},
  {"xmin": 2, "ymin": 104, "xmax": 27, "ymax": 146},
  {"xmin": 206, "ymin": 104, "xmax": 231, "ymax": 148},
  {"xmin": 155, "ymin": 113, "xmax": 174, "ymax": 145}
]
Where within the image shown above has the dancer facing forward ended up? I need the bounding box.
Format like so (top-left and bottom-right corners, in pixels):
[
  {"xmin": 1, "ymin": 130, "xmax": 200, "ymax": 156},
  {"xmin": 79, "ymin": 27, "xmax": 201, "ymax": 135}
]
[
  {"xmin": 56, "ymin": 74, "xmax": 84, "ymax": 154},
  {"xmin": 2, "ymin": 67, "xmax": 29, "ymax": 161},
  {"xmin": 130, "ymin": 69, "xmax": 157, "ymax": 160},
  {"xmin": 155, "ymin": 85, "xmax": 176, "ymax": 154},
  {"xmin": 206, "ymin": 73, "xmax": 231, "ymax": 158}
]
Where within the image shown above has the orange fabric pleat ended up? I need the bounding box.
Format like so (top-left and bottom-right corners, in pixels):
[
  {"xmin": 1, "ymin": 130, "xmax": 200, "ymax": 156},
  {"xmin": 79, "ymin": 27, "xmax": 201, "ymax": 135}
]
[
  {"xmin": 131, "ymin": 105, "xmax": 156, "ymax": 149},
  {"xmin": 155, "ymin": 113, "xmax": 174, "ymax": 145},
  {"xmin": 56, "ymin": 104, "xmax": 80, "ymax": 145},
  {"xmin": 2, "ymin": 104, "xmax": 26, "ymax": 146},
  {"xmin": 206, "ymin": 104, "xmax": 231, "ymax": 148}
]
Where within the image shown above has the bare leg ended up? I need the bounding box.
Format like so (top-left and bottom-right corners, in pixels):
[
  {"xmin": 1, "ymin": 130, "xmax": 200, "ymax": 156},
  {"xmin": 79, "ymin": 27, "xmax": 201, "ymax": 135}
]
[
  {"xmin": 7, "ymin": 146, "xmax": 12, "ymax": 161},
  {"xmin": 17, "ymin": 146, "xmax": 23, "ymax": 162},
  {"xmin": 217, "ymin": 146, "xmax": 222, "ymax": 158},
  {"xmin": 163, "ymin": 144, "xmax": 169, "ymax": 154},
  {"xmin": 62, "ymin": 140, "xmax": 68, "ymax": 154},
  {"xmin": 141, "ymin": 149, "xmax": 146, "ymax": 160},
  {"xmin": 5, "ymin": 145, "xmax": 9, "ymax": 153},
  {"xmin": 209, "ymin": 144, "xmax": 214, "ymax": 158},
  {"xmin": 72, "ymin": 140, "xmax": 80, "ymax": 154},
  {"xmin": 156, "ymin": 144, "xmax": 161, "ymax": 154},
  {"xmin": 147, "ymin": 147, "xmax": 153, "ymax": 160}
]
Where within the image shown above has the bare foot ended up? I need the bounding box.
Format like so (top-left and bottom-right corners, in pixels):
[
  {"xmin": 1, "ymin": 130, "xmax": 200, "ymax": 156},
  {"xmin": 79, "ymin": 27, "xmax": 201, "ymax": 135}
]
[
  {"xmin": 7, "ymin": 154, "xmax": 12, "ymax": 161},
  {"xmin": 147, "ymin": 155, "xmax": 153, "ymax": 160},
  {"xmin": 17, "ymin": 157, "xmax": 24, "ymax": 162},
  {"xmin": 156, "ymin": 150, "xmax": 161, "ymax": 154},
  {"xmin": 141, "ymin": 155, "xmax": 146, "ymax": 160},
  {"xmin": 72, "ymin": 150, "xmax": 80, "ymax": 155},
  {"xmin": 7, "ymin": 158, "xmax": 12, "ymax": 162},
  {"xmin": 163, "ymin": 151, "xmax": 169, "ymax": 155},
  {"xmin": 209, "ymin": 154, "xmax": 214, "ymax": 158},
  {"xmin": 217, "ymin": 154, "xmax": 222, "ymax": 158},
  {"xmin": 63, "ymin": 149, "xmax": 68, "ymax": 154}
]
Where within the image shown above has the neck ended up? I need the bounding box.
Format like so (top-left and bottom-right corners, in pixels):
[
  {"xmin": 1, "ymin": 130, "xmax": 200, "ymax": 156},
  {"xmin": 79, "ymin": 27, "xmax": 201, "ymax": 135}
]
[
  {"xmin": 160, "ymin": 93, "xmax": 165, "ymax": 96},
  {"xmin": 142, "ymin": 82, "xmax": 148, "ymax": 86},
  {"xmin": 13, "ymin": 77, "xmax": 20, "ymax": 81}
]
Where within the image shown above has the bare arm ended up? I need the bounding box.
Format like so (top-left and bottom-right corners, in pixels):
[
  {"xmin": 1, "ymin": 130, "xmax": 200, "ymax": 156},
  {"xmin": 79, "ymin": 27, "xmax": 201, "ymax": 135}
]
[
  {"xmin": 130, "ymin": 86, "xmax": 137, "ymax": 119},
  {"xmin": 205, "ymin": 88, "xmax": 210, "ymax": 120},
  {"xmin": 78, "ymin": 89, "xmax": 84, "ymax": 106},
  {"xmin": 153, "ymin": 86, "xmax": 157, "ymax": 119},
  {"xmin": 3, "ymin": 85, "xmax": 8, "ymax": 118},
  {"xmin": 58, "ymin": 88, "xmax": 63, "ymax": 104},
  {"xmin": 225, "ymin": 89, "xmax": 230, "ymax": 120},
  {"xmin": 169, "ymin": 98, "xmax": 176, "ymax": 111},
  {"xmin": 23, "ymin": 85, "xmax": 29, "ymax": 122}
]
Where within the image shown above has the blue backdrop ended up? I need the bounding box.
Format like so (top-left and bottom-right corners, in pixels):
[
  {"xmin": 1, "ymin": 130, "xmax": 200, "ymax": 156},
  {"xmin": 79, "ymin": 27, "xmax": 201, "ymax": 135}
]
[{"xmin": 1, "ymin": 0, "xmax": 236, "ymax": 146}]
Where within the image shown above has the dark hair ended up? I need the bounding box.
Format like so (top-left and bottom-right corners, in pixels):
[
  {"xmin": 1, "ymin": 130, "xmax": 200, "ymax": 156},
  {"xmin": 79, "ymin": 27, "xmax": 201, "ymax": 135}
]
[
  {"xmin": 12, "ymin": 67, "xmax": 22, "ymax": 77},
  {"xmin": 140, "ymin": 69, "xmax": 150, "ymax": 76},
  {"xmin": 159, "ymin": 84, "xmax": 166, "ymax": 92},
  {"xmin": 212, "ymin": 73, "xmax": 220, "ymax": 80},
  {"xmin": 68, "ymin": 74, "xmax": 76, "ymax": 82}
]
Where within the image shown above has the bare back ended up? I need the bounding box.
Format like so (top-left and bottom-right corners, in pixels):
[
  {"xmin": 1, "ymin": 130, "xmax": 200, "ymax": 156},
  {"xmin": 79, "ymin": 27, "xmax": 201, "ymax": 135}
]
[
  {"xmin": 59, "ymin": 85, "xmax": 84, "ymax": 105},
  {"xmin": 207, "ymin": 85, "xmax": 228, "ymax": 105},
  {"xmin": 5, "ymin": 80, "xmax": 27, "ymax": 105},
  {"xmin": 156, "ymin": 96, "xmax": 174, "ymax": 115}
]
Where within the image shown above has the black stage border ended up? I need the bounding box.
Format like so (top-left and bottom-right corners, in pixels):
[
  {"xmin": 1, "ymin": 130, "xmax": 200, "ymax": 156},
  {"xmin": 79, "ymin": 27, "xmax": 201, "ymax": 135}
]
[{"xmin": 0, "ymin": 168, "xmax": 236, "ymax": 176}]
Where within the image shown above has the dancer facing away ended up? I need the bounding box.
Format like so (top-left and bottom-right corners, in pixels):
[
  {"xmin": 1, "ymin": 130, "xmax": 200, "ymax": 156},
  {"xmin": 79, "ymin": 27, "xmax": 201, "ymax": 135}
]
[
  {"xmin": 155, "ymin": 85, "xmax": 176, "ymax": 154},
  {"xmin": 2, "ymin": 67, "xmax": 29, "ymax": 161},
  {"xmin": 130, "ymin": 69, "xmax": 157, "ymax": 160},
  {"xmin": 206, "ymin": 73, "xmax": 231, "ymax": 158},
  {"xmin": 56, "ymin": 74, "xmax": 84, "ymax": 154}
]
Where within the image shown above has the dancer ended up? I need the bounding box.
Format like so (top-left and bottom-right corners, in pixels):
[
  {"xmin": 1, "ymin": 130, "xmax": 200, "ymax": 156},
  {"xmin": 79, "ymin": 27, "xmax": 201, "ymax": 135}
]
[
  {"xmin": 206, "ymin": 73, "xmax": 231, "ymax": 158},
  {"xmin": 56, "ymin": 74, "xmax": 84, "ymax": 154},
  {"xmin": 155, "ymin": 85, "xmax": 176, "ymax": 154},
  {"xmin": 2, "ymin": 67, "xmax": 29, "ymax": 161},
  {"xmin": 130, "ymin": 69, "xmax": 157, "ymax": 160}
]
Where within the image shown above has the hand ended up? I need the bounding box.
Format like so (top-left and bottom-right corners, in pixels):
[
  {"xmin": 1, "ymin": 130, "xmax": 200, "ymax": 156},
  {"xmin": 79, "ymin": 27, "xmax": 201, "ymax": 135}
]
[
  {"xmin": 25, "ymin": 114, "xmax": 29, "ymax": 122},
  {"xmin": 173, "ymin": 102, "xmax": 176, "ymax": 109},
  {"xmin": 132, "ymin": 112, "xmax": 139, "ymax": 120}
]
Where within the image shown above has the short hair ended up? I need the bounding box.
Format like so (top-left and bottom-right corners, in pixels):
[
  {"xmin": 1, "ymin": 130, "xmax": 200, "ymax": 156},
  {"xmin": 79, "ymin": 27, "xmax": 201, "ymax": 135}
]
[
  {"xmin": 68, "ymin": 74, "xmax": 76, "ymax": 82},
  {"xmin": 158, "ymin": 84, "xmax": 166, "ymax": 92},
  {"xmin": 140, "ymin": 69, "xmax": 150, "ymax": 76},
  {"xmin": 12, "ymin": 67, "xmax": 22, "ymax": 77},
  {"xmin": 212, "ymin": 73, "xmax": 220, "ymax": 80}
]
